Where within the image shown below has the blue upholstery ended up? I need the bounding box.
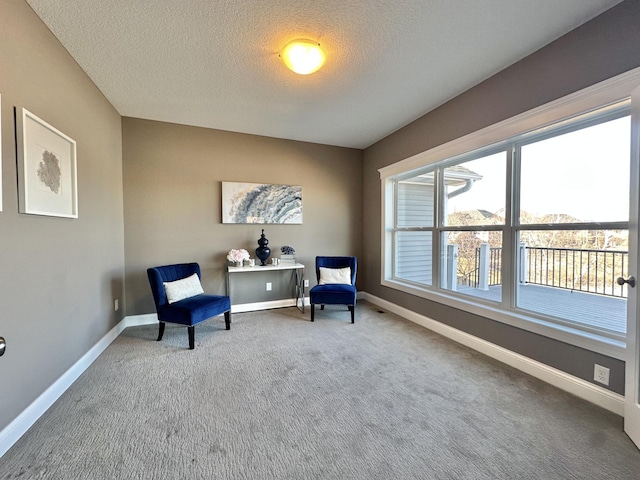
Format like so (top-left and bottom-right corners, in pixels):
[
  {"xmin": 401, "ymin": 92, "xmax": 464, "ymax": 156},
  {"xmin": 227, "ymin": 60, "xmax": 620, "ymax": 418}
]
[
  {"xmin": 147, "ymin": 263, "xmax": 231, "ymax": 349},
  {"xmin": 309, "ymin": 256, "xmax": 357, "ymax": 323}
]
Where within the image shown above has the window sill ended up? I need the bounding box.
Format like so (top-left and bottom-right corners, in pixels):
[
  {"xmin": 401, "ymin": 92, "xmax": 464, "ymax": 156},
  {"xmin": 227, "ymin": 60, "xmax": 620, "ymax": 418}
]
[{"xmin": 381, "ymin": 278, "xmax": 626, "ymax": 360}]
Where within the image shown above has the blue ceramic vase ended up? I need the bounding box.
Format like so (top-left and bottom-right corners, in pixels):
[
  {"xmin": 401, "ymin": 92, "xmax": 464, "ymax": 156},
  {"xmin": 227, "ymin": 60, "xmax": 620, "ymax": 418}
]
[{"xmin": 255, "ymin": 229, "xmax": 271, "ymax": 266}]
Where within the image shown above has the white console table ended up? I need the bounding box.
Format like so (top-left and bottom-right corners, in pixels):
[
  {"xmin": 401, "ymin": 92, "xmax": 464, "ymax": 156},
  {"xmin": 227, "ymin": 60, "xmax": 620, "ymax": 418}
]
[{"xmin": 226, "ymin": 263, "xmax": 305, "ymax": 313}]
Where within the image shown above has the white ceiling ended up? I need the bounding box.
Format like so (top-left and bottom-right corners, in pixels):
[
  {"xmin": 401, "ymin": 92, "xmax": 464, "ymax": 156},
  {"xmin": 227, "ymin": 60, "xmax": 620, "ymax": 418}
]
[{"xmin": 26, "ymin": 0, "xmax": 622, "ymax": 149}]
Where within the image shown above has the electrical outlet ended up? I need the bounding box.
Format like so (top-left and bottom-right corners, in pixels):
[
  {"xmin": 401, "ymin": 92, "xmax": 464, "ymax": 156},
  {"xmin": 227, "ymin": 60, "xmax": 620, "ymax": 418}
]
[
  {"xmin": 304, "ymin": 279, "xmax": 309, "ymax": 287},
  {"xmin": 594, "ymin": 364, "xmax": 610, "ymax": 386},
  {"xmin": 266, "ymin": 282, "xmax": 272, "ymax": 291},
  {"xmin": 114, "ymin": 299, "xmax": 119, "ymax": 311}
]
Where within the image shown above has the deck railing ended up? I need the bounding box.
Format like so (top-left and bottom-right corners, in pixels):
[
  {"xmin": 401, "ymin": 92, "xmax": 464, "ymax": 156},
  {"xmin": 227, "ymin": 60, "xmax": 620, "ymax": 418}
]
[
  {"xmin": 525, "ymin": 246, "xmax": 628, "ymax": 298},
  {"xmin": 461, "ymin": 245, "xmax": 629, "ymax": 298}
]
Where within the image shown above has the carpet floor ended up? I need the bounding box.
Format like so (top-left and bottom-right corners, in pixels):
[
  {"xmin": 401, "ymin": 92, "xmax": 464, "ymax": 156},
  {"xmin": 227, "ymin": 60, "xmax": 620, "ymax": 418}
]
[{"xmin": 1, "ymin": 301, "xmax": 640, "ymax": 479}]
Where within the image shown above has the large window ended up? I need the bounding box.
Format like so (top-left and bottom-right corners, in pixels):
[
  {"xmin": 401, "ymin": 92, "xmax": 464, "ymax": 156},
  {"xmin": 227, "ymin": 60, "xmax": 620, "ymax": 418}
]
[{"xmin": 382, "ymin": 101, "xmax": 631, "ymax": 352}]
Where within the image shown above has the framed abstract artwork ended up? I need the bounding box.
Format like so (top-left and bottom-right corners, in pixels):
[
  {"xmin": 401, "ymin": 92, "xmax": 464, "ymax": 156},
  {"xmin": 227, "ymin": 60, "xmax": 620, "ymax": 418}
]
[
  {"xmin": 222, "ymin": 181, "xmax": 302, "ymax": 224},
  {"xmin": 16, "ymin": 108, "xmax": 78, "ymax": 218}
]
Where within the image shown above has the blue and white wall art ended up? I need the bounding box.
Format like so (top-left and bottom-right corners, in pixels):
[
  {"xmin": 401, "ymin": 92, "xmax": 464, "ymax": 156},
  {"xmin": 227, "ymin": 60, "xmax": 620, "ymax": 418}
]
[{"xmin": 222, "ymin": 182, "xmax": 302, "ymax": 224}]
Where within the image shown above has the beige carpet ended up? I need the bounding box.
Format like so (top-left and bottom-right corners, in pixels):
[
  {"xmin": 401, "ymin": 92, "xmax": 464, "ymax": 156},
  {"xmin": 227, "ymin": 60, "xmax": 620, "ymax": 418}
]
[{"xmin": 1, "ymin": 302, "xmax": 639, "ymax": 479}]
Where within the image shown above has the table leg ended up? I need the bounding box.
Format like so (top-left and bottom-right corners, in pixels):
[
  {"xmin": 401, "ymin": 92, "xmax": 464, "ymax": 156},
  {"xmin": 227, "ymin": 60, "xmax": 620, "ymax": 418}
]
[{"xmin": 294, "ymin": 268, "xmax": 305, "ymax": 313}]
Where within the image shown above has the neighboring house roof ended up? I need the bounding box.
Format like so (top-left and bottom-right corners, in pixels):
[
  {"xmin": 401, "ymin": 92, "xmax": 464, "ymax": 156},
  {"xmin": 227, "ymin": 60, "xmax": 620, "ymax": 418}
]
[
  {"xmin": 444, "ymin": 165, "xmax": 484, "ymax": 182},
  {"xmin": 400, "ymin": 164, "xmax": 483, "ymax": 187},
  {"xmin": 477, "ymin": 209, "xmax": 497, "ymax": 219}
]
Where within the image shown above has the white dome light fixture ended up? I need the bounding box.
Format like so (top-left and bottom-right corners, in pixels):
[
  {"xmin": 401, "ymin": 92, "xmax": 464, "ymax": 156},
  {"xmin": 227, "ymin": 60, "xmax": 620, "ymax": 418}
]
[{"xmin": 280, "ymin": 39, "xmax": 326, "ymax": 75}]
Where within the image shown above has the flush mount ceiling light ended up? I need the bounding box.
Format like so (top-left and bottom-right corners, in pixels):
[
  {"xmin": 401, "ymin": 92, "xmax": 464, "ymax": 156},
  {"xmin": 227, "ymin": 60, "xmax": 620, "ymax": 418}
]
[{"xmin": 280, "ymin": 39, "xmax": 326, "ymax": 75}]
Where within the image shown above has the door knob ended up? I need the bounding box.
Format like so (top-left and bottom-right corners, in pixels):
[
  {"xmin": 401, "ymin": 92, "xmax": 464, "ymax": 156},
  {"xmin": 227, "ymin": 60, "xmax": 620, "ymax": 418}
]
[
  {"xmin": 617, "ymin": 276, "xmax": 636, "ymax": 288},
  {"xmin": 0, "ymin": 337, "xmax": 5, "ymax": 357}
]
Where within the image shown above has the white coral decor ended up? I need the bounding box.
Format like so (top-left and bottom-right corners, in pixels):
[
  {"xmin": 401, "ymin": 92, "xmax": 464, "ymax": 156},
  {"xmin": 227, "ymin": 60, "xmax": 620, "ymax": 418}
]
[{"xmin": 227, "ymin": 248, "xmax": 250, "ymax": 264}]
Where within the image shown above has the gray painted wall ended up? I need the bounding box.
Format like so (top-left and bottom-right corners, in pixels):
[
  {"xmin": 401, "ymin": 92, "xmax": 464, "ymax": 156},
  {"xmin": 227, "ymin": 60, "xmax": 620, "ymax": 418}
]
[
  {"xmin": 0, "ymin": 1, "xmax": 124, "ymax": 432},
  {"xmin": 122, "ymin": 118, "xmax": 363, "ymax": 316},
  {"xmin": 361, "ymin": 0, "xmax": 640, "ymax": 395}
]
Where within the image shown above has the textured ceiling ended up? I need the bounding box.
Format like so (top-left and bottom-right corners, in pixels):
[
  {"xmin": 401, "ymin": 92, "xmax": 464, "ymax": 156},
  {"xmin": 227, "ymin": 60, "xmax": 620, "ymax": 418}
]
[{"xmin": 26, "ymin": 0, "xmax": 622, "ymax": 149}]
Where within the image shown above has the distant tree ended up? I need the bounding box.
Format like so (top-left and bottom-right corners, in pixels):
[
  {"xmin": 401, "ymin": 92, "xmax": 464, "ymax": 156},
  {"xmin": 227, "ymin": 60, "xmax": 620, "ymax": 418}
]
[
  {"xmin": 447, "ymin": 211, "xmax": 503, "ymax": 285},
  {"xmin": 447, "ymin": 209, "xmax": 628, "ymax": 294}
]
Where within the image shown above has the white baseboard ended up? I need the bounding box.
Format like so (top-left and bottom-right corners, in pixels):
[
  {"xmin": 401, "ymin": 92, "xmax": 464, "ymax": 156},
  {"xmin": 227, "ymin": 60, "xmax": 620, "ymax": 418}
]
[
  {"xmin": 125, "ymin": 313, "xmax": 158, "ymax": 327},
  {"xmin": 360, "ymin": 292, "xmax": 625, "ymax": 416},
  {"xmin": 0, "ymin": 316, "xmax": 130, "ymax": 458},
  {"xmin": 231, "ymin": 297, "xmax": 310, "ymax": 313}
]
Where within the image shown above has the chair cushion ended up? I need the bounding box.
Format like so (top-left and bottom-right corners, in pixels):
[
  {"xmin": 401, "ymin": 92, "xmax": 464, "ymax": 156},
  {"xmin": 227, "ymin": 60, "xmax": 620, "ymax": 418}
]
[
  {"xmin": 310, "ymin": 283, "xmax": 357, "ymax": 306},
  {"xmin": 163, "ymin": 273, "xmax": 204, "ymax": 304},
  {"xmin": 158, "ymin": 294, "xmax": 231, "ymax": 326},
  {"xmin": 319, "ymin": 266, "xmax": 351, "ymax": 285}
]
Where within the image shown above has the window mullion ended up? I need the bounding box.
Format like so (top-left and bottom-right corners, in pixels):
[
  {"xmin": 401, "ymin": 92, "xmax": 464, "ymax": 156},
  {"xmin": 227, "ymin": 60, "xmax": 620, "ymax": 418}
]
[
  {"xmin": 392, "ymin": 180, "xmax": 398, "ymax": 279},
  {"xmin": 433, "ymin": 167, "xmax": 443, "ymax": 288},
  {"xmin": 504, "ymin": 144, "xmax": 520, "ymax": 309}
]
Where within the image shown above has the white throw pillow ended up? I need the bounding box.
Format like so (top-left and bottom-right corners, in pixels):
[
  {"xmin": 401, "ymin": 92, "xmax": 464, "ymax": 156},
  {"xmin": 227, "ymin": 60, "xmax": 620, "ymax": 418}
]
[
  {"xmin": 319, "ymin": 266, "xmax": 351, "ymax": 285},
  {"xmin": 164, "ymin": 273, "xmax": 204, "ymax": 304}
]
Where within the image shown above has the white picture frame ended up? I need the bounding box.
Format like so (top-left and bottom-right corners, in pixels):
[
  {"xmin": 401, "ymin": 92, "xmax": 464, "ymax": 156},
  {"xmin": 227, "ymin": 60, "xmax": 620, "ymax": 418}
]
[{"xmin": 16, "ymin": 108, "xmax": 78, "ymax": 218}]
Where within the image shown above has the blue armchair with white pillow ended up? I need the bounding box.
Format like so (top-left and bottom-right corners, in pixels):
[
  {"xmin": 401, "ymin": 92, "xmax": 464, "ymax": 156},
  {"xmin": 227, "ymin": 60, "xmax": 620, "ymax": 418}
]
[
  {"xmin": 309, "ymin": 256, "xmax": 357, "ymax": 323},
  {"xmin": 147, "ymin": 263, "xmax": 231, "ymax": 350}
]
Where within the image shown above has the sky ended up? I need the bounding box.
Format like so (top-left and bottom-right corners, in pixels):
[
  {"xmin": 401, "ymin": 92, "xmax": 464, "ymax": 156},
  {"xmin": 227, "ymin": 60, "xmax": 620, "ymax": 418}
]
[{"xmin": 449, "ymin": 116, "xmax": 631, "ymax": 223}]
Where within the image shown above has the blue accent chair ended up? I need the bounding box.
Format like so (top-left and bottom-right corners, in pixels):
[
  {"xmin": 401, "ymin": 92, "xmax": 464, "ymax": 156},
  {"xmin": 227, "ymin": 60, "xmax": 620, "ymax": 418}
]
[
  {"xmin": 147, "ymin": 263, "xmax": 231, "ymax": 350},
  {"xmin": 309, "ymin": 256, "xmax": 357, "ymax": 323}
]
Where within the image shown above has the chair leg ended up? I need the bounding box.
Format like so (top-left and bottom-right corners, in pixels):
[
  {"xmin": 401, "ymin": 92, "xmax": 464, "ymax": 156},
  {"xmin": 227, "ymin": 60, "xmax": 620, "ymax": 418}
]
[
  {"xmin": 311, "ymin": 304, "xmax": 315, "ymax": 322},
  {"xmin": 225, "ymin": 311, "xmax": 231, "ymax": 330},
  {"xmin": 188, "ymin": 326, "xmax": 195, "ymax": 350},
  {"xmin": 349, "ymin": 305, "xmax": 355, "ymax": 323},
  {"xmin": 157, "ymin": 321, "xmax": 165, "ymax": 341}
]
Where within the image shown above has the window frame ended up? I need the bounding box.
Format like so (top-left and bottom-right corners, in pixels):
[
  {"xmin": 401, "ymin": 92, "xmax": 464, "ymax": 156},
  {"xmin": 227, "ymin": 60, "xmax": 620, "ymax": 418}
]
[{"xmin": 379, "ymin": 67, "xmax": 640, "ymax": 360}]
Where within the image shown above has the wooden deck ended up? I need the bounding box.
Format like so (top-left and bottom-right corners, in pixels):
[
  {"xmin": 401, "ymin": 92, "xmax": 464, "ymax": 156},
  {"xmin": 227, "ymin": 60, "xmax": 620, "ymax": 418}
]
[{"xmin": 457, "ymin": 283, "xmax": 626, "ymax": 335}]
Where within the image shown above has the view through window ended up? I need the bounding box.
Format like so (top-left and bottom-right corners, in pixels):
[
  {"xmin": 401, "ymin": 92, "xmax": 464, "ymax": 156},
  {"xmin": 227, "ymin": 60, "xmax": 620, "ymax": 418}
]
[{"xmin": 388, "ymin": 108, "xmax": 630, "ymax": 339}]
